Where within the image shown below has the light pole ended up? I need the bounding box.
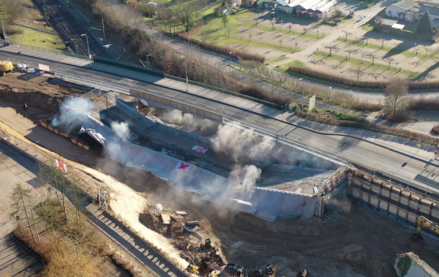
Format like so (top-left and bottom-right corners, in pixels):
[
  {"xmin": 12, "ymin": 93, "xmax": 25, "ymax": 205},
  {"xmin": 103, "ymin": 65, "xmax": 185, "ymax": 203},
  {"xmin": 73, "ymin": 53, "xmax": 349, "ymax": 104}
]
[
  {"xmin": 0, "ymin": 14, "xmax": 7, "ymax": 44},
  {"xmin": 219, "ymin": 106, "xmax": 224, "ymax": 117},
  {"xmin": 328, "ymin": 86, "xmax": 332, "ymax": 103},
  {"xmin": 181, "ymin": 55, "xmax": 188, "ymax": 91},
  {"xmin": 146, "ymin": 54, "xmax": 151, "ymax": 66},
  {"xmin": 299, "ymin": 78, "xmax": 304, "ymax": 110},
  {"xmin": 81, "ymin": 34, "xmax": 91, "ymax": 60},
  {"xmin": 229, "ymin": 51, "xmax": 232, "ymax": 65},
  {"xmin": 280, "ymin": 20, "xmax": 283, "ymax": 31}
]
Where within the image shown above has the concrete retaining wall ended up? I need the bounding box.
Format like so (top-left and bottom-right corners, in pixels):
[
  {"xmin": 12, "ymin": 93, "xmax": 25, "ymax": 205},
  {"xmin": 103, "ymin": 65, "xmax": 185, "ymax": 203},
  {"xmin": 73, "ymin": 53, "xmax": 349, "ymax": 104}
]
[{"xmin": 348, "ymin": 171, "xmax": 439, "ymax": 229}]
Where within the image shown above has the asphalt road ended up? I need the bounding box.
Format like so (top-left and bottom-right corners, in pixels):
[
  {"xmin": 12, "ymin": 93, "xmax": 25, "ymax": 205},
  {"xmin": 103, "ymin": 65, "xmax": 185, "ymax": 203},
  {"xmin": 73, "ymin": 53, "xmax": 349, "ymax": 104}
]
[{"xmin": 1, "ymin": 49, "xmax": 439, "ymax": 199}]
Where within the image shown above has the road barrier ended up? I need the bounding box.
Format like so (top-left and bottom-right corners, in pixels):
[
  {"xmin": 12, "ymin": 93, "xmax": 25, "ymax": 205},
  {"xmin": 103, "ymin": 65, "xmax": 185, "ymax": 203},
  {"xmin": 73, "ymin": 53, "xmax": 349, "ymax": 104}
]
[
  {"xmin": 131, "ymin": 88, "xmax": 223, "ymax": 122},
  {"xmin": 8, "ymin": 43, "xmax": 90, "ymax": 60},
  {"xmin": 94, "ymin": 57, "xmax": 164, "ymax": 78}
]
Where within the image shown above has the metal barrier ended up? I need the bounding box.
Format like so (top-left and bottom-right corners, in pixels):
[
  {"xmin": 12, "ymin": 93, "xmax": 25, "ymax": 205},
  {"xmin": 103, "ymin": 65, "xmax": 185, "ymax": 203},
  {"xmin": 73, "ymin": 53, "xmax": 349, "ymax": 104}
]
[
  {"xmin": 131, "ymin": 88, "xmax": 223, "ymax": 122},
  {"xmin": 165, "ymin": 74, "xmax": 286, "ymax": 110},
  {"xmin": 94, "ymin": 57, "xmax": 164, "ymax": 78},
  {"xmin": 54, "ymin": 72, "xmax": 130, "ymax": 95},
  {"xmin": 9, "ymin": 43, "xmax": 90, "ymax": 60}
]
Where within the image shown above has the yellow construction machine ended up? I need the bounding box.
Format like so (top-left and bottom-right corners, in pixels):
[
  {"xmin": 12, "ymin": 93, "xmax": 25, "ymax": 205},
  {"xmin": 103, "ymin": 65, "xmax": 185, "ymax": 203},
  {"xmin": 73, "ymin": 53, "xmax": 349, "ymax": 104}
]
[
  {"xmin": 0, "ymin": 60, "xmax": 13, "ymax": 76},
  {"xmin": 410, "ymin": 216, "xmax": 439, "ymax": 240}
]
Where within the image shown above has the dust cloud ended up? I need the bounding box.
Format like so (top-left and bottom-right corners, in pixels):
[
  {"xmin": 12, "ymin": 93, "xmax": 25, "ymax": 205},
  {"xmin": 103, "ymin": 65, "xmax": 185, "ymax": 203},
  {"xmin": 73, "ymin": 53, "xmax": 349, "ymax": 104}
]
[
  {"xmin": 210, "ymin": 124, "xmax": 278, "ymax": 164},
  {"xmin": 160, "ymin": 110, "xmax": 218, "ymax": 134},
  {"xmin": 51, "ymin": 97, "xmax": 94, "ymax": 133},
  {"xmin": 111, "ymin": 121, "xmax": 131, "ymax": 140}
]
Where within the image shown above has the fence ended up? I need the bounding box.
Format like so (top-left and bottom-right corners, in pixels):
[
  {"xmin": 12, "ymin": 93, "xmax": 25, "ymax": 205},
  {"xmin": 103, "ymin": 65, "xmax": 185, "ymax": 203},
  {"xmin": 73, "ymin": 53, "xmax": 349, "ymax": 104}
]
[
  {"xmin": 348, "ymin": 171, "xmax": 439, "ymax": 232},
  {"xmin": 8, "ymin": 43, "xmax": 90, "ymax": 60},
  {"xmin": 165, "ymin": 74, "xmax": 286, "ymax": 110},
  {"xmin": 54, "ymin": 72, "xmax": 130, "ymax": 95},
  {"xmin": 131, "ymin": 88, "xmax": 223, "ymax": 122},
  {"xmin": 93, "ymin": 57, "xmax": 164, "ymax": 78}
]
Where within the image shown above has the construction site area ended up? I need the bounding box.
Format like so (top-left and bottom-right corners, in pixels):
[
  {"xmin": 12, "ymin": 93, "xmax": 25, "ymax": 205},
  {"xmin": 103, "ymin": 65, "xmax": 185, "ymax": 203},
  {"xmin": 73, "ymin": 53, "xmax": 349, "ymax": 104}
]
[{"xmin": 2, "ymin": 69, "xmax": 439, "ymax": 277}]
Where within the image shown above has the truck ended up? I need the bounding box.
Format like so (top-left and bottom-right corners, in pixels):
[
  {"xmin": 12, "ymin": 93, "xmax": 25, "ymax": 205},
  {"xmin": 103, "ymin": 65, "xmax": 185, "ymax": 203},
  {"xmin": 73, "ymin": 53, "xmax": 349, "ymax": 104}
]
[{"xmin": 0, "ymin": 60, "xmax": 13, "ymax": 76}]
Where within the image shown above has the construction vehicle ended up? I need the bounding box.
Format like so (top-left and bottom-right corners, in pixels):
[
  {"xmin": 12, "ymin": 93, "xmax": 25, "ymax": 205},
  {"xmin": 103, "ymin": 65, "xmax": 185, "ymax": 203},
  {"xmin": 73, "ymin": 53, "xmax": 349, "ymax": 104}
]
[
  {"xmin": 410, "ymin": 216, "xmax": 439, "ymax": 240},
  {"xmin": 187, "ymin": 264, "xmax": 200, "ymax": 275},
  {"xmin": 0, "ymin": 60, "xmax": 13, "ymax": 76}
]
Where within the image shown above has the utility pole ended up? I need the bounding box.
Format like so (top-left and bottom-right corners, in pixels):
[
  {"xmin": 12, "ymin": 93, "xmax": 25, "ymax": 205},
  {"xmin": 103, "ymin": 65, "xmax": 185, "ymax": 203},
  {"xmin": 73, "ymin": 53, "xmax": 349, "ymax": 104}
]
[
  {"xmin": 0, "ymin": 14, "xmax": 6, "ymax": 44},
  {"xmin": 102, "ymin": 18, "xmax": 106, "ymax": 40}
]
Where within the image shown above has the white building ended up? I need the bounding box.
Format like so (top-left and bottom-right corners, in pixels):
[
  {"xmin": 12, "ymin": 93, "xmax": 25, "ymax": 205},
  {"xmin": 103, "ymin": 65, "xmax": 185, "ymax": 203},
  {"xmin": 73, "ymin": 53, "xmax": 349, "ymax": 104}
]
[{"xmin": 386, "ymin": 0, "xmax": 420, "ymax": 21}]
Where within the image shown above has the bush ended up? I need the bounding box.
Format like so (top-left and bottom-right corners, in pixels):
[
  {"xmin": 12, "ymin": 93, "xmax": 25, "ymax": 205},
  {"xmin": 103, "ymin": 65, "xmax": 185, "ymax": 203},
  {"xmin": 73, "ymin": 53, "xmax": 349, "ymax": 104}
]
[
  {"xmin": 432, "ymin": 126, "xmax": 439, "ymax": 135},
  {"xmin": 352, "ymin": 102, "xmax": 382, "ymax": 112},
  {"xmin": 294, "ymin": 110, "xmax": 439, "ymax": 145},
  {"xmin": 288, "ymin": 66, "xmax": 439, "ymax": 90},
  {"xmin": 5, "ymin": 26, "xmax": 24, "ymax": 35},
  {"xmin": 175, "ymin": 32, "xmax": 265, "ymax": 63},
  {"xmin": 239, "ymin": 85, "xmax": 293, "ymax": 105},
  {"xmin": 410, "ymin": 99, "xmax": 439, "ymax": 110}
]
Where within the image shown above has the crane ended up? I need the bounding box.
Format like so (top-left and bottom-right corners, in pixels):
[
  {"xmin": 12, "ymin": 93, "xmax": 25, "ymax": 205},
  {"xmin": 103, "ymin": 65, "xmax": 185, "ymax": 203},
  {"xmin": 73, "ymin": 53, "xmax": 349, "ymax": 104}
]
[{"xmin": 410, "ymin": 216, "xmax": 439, "ymax": 240}]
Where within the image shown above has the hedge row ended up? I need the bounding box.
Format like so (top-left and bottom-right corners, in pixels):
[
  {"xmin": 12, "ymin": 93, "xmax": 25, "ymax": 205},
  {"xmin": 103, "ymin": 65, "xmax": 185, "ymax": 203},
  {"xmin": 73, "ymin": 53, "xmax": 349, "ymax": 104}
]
[
  {"xmin": 175, "ymin": 32, "xmax": 265, "ymax": 63},
  {"xmin": 295, "ymin": 110, "xmax": 439, "ymax": 145},
  {"xmin": 288, "ymin": 66, "xmax": 439, "ymax": 90},
  {"xmin": 410, "ymin": 99, "xmax": 439, "ymax": 110}
]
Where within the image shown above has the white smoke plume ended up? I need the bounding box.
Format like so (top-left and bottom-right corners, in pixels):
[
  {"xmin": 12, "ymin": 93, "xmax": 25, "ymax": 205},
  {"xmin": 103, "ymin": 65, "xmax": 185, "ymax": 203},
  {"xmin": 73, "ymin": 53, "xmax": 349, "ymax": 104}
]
[
  {"xmin": 210, "ymin": 124, "xmax": 277, "ymax": 164},
  {"xmin": 111, "ymin": 121, "xmax": 131, "ymax": 140},
  {"xmin": 228, "ymin": 164, "xmax": 261, "ymax": 195},
  {"xmin": 51, "ymin": 97, "xmax": 94, "ymax": 133},
  {"xmin": 160, "ymin": 110, "xmax": 218, "ymax": 135}
]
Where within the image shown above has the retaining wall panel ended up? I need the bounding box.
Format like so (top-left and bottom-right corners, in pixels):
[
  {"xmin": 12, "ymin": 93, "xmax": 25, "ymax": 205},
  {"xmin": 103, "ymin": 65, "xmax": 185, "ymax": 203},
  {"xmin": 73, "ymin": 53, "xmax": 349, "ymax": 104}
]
[
  {"xmin": 361, "ymin": 191, "xmax": 370, "ymax": 202},
  {"xmin": 379, "ymin": 200, "xmax": 388, "ymax": 210},
  {"xmin": 432, "ymin": 208, "xmax": 439, "ymax": 219},
  {"xmin": 419, "ymin": 204, "xmax": 431, "ymax": 215},
  {"xmin": 371, "ymin": 184, "xmax": 381, "ymax": 194},
  {"xmin": 398, "ymin": 209, "xmax": 407, "ymax": 219},
  {"xmin": 390, "ymin": 192, "xmax": 400, "ymax": 201},
  {"xmin": 407, "ymin": 212, "xmax": 417, "ymax": 223},
  {"xmin": 409, "ymin": 199, "xmax": 419, "ymax": 209},
  {"xmin": 370, "ymin": 195, "xmax": 379, "ymax": 206},
  {"xmin": 352, "ymin": 187, "xmax": 361, "ymax": 198},
  {"xmin": 381, "ymin": 188, "xmax": 390, "ymax": 198},
  {"xmin": 389, "ymin": 204, "xmax": 398, "ymax": 215}
]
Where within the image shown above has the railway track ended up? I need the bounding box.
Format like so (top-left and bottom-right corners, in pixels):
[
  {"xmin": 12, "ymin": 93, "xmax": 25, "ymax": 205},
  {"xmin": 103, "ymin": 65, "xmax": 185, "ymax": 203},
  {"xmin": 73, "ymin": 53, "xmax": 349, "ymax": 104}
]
[{"xmin": 32, "ymin": 0, "xmax": 113, "ymax": 59}]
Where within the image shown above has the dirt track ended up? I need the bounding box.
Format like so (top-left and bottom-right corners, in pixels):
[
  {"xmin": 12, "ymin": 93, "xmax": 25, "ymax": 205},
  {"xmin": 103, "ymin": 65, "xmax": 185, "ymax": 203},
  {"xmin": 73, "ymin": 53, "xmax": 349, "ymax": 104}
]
[{"xmin": 1, "ymin": 73, "xmax": 439, "ymax": 277}]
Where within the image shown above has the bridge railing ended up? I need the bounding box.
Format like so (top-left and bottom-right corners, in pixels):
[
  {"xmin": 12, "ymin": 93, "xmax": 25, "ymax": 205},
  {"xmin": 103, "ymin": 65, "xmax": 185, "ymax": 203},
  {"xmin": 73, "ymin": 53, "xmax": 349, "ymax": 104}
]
[{"xmin": 8, "ymin": 43, "xmax": 91, "ymax": 60}]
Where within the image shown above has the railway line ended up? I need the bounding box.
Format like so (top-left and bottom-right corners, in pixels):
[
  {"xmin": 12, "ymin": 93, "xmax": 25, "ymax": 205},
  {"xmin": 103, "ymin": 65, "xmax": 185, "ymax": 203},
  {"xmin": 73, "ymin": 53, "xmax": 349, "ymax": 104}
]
[{"xmin": 32, "ymin": 0, "xmax": 113, "ymax": 59}]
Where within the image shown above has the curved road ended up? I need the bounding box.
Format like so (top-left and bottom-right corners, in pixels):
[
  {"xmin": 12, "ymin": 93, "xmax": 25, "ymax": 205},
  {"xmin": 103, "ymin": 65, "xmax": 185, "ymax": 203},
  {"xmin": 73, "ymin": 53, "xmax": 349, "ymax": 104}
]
[{"xmin": 1, "ymin": 48, "xmax": 439, "ymax": 200}]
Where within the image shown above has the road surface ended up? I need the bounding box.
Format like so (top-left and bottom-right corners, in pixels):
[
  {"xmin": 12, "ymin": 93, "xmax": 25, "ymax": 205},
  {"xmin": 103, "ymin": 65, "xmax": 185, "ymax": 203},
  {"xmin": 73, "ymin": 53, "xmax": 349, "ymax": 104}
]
[{"xmin": 1, "ymin": 49, "xmax": 439, "ymax": 200}]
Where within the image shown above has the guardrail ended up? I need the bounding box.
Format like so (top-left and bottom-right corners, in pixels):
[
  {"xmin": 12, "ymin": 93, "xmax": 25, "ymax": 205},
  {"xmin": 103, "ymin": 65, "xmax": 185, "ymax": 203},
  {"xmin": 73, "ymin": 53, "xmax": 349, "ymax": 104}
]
[
  {"xmin": 9, "ymin": 43, "xmax": 90, "ymax": 60},
  {"xmin": 131, "ymin": 88, "xmax": 223, "ymax": 122},
  {"xmin": 54, "ymin": 72, "xmax": 130, "ymax": 95},
  {"xmin": 94, "ymin": 57, "xmax": 165, "ymax": 78},
  {"xmin": 165, "ymin": 74, "xmax": 286, "ymax": 110}
]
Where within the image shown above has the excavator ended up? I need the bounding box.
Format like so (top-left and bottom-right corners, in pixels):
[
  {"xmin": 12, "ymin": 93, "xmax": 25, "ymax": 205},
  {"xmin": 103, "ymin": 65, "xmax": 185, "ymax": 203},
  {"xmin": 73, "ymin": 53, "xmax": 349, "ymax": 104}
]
[
  {"xmin": 410, "ymin": 216, "xmax": 439, "ymax": 255},
  {"xmin": 410, "ymin": 216, "xmax": 439, "ymax": 240}
]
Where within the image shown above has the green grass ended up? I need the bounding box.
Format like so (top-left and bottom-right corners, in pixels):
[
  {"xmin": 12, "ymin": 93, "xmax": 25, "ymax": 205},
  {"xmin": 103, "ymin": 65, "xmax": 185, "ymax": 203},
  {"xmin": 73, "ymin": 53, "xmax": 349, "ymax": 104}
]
[
  {"xmin": 229, "ymin": 64, "xmax": 249, "ymax": 72},
  {"xmin": 274, "ymin": 60, "xmax": 305, "ymax": 72},
  {"xmin": 8, "ymin": 26, "xmax": 65, "ymax": 50},
  {"xmin": 266, "ymin": 56, "xmax": 289, "ymax": 65},
  {"xmin": 313, "ymin": 51, "xmax": 420, "ymax": 79},
  {"xmin": 362, "ymin": 18, "xmax": 375, "ymax": 31},
  {"xmin": 199, "ymin": 3, "xmax": 220, "ymax": 18}
]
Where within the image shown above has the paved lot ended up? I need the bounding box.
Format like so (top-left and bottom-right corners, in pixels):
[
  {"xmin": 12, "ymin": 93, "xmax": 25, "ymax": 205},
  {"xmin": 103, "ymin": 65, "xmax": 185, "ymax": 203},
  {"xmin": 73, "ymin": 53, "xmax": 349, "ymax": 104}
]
[{"xmin": 0, "ymin": 142, "xmax": 42, "ymax": 277}]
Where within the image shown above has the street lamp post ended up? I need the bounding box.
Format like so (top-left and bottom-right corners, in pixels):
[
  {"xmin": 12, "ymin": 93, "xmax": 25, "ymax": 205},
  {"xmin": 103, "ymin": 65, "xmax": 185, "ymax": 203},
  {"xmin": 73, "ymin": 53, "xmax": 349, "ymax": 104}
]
[
  {"xmin": 81, "ymin": 34, "xmax": 91, "ymax": 60},
  {"xmin": 299, "ymin": 78, "xmax": 304, "ymax": 110},
  {"xmin": 328, "ymin": 86, "xmax": 332, "ymax": 103},
  {"xmin": 181, "ymin": 55, "xmax": 188, "ymax": 91},
  {"xmin": 229, "ymin": 51, "xmax": 232, "ymax": 65}
]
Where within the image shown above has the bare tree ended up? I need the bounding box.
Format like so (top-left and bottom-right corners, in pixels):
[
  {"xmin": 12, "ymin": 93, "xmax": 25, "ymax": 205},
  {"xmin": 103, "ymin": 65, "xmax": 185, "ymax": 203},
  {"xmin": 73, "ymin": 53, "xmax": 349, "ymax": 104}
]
[
  {"xmin": 379, "ymin": 39, "xmax": 385, "ymax": 48},
  {"xmin": 325, "ymin": 45, "xmax": 337, "ymax": 56},
  {"xmin": 279, "ymin": 38, "xmax": 283, "ymax": 48},
  {"xmin": 249, "ymin": 32, "xmax": 253, "ymax": 41},
  {"xmin": 342, "ymin": 30, "xmax": 351, "ymax": 41},
  {"xmin": 271, "ymin": 20, "xmax": 275, "ymax": 30},
  {"xmin": 384, "ymin": 57, "xmax": 394, "ymax": 69},
  {"xmin": 10, "ymin": 183, "xmax": 38, "ymax": 244},
  {"xmin": 385, "ymin": 77, "xmax": 409, "ymax": 119},
  {"xmin": 222, "ymin": 14, "xmax": 229, "ymax": 28},
  {"xmin": 424, "ymin": 46, "xmax": 430, "ymax": 57},
  {"xmin": 288, "ymin": 25, "xmax": 292, "ymax": 33},
  {"xmin": 0, "ymin": 0, "xmax": 25, "ymax": 23},
  {"xmin": 345, "ymin": 49, "xmax": 355, "ymax": 59}
]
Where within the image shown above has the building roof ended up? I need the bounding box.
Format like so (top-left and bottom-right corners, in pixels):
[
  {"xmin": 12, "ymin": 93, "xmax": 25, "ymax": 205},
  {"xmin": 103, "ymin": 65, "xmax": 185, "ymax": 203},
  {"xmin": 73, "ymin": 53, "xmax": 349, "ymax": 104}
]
[
  {"xmin": 316, "ymin": 0, "xmax": 335, "ymax": 12},
  {"xmin": 294, "ymin": 0, "xmax": 322, "ymax": 10},
  {"xmin": 389, "ymin": 0, "xmax": 418, "ymax": 11},
  {"xmin": 420, "ymin": 4, "xmax": 439, "ymax": 15}
]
